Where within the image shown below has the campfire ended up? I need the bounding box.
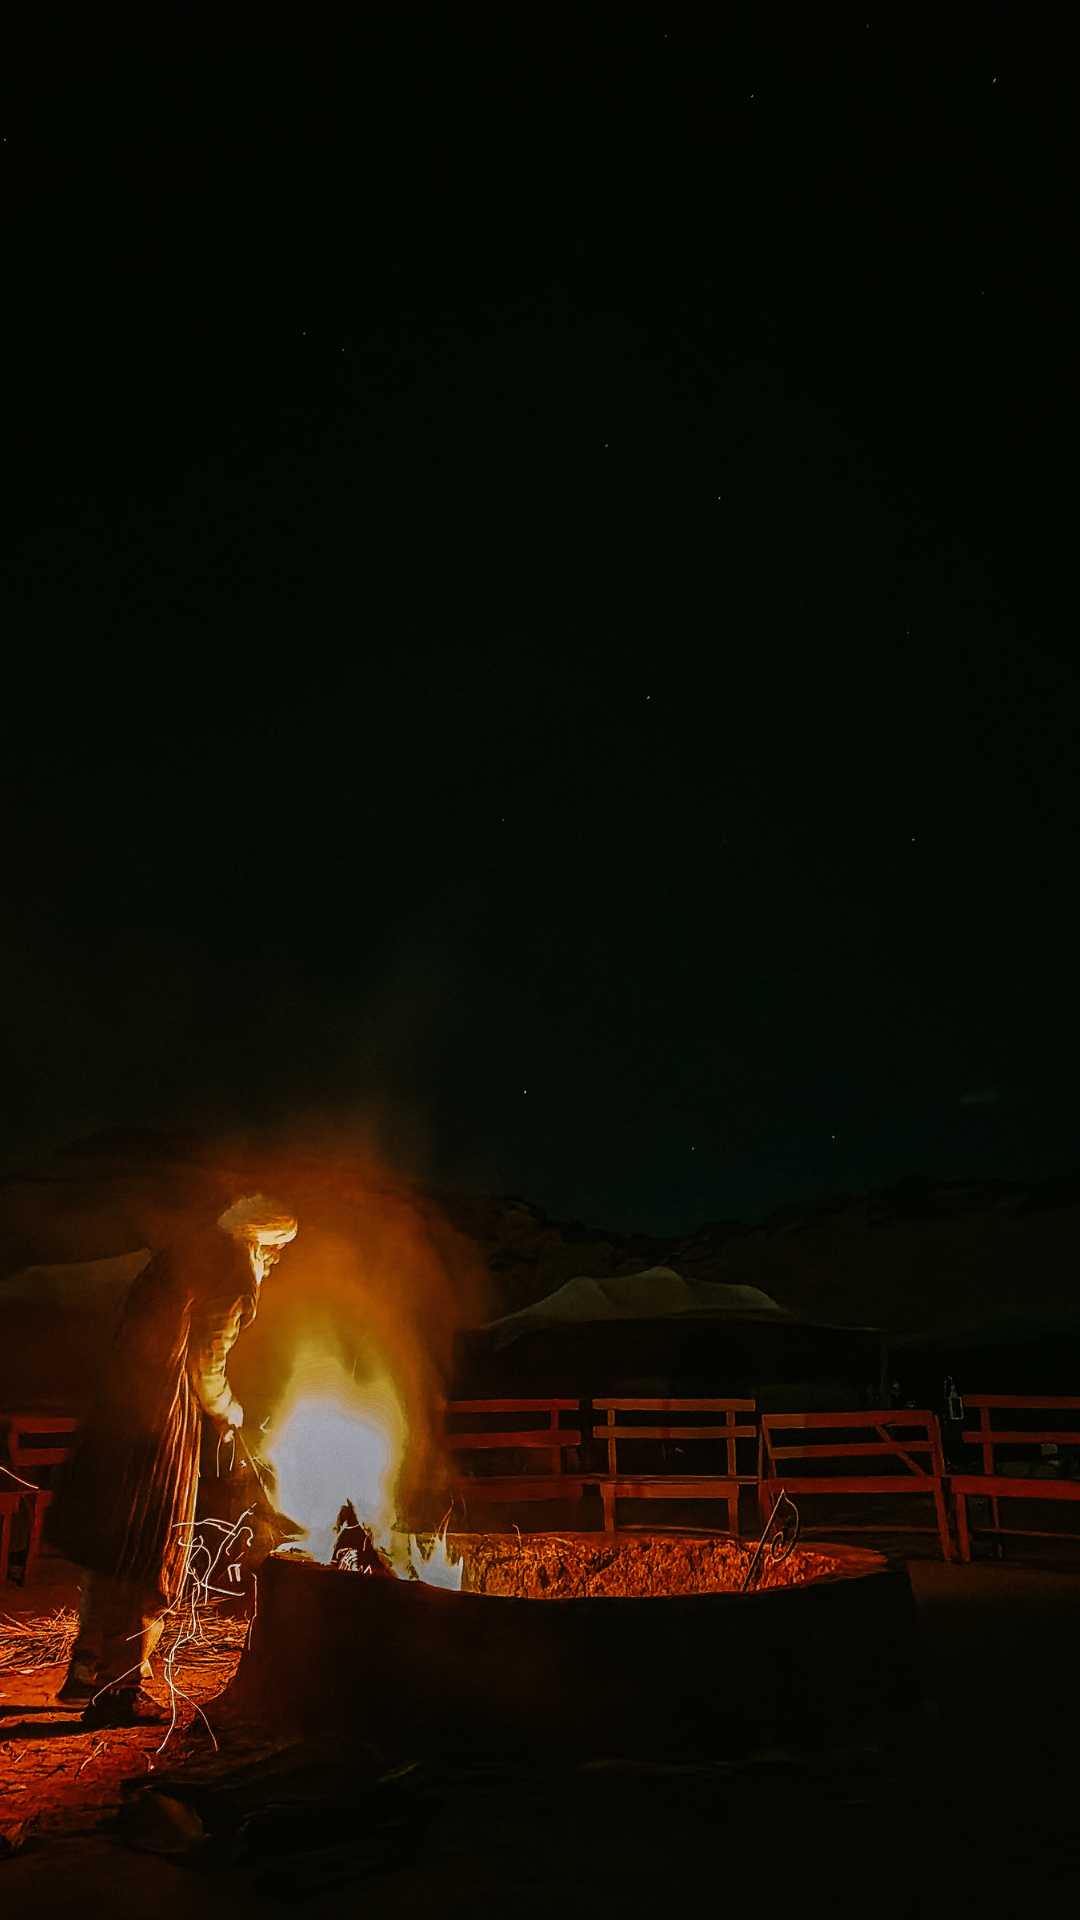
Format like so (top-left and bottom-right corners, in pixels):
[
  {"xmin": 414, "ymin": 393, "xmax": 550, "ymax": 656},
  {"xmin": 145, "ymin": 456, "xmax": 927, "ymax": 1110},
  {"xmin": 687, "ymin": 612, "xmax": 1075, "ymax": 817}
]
[
  {"xmin": 262, "ymin": 1347, "xmax": 835, "ymax": 1599},
  {"xmin": 226, "ymin": 1347, "xmax": 922, "ymax": 1752}
]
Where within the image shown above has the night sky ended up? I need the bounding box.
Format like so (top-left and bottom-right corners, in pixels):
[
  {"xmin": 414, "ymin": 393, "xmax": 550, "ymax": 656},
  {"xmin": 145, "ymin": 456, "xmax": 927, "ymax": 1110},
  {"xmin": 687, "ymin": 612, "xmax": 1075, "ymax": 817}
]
[{"xmin": 3, "ymin": 7, "xmax": 1077, "ymax": 1231}]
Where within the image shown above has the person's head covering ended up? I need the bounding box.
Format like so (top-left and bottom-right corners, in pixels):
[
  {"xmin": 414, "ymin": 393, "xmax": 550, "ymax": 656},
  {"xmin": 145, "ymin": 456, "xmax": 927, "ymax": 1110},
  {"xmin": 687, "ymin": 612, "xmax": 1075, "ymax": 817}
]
[{"xmin": 217, "ymin": 1193, "xmax": 298, "ymax": 1249}]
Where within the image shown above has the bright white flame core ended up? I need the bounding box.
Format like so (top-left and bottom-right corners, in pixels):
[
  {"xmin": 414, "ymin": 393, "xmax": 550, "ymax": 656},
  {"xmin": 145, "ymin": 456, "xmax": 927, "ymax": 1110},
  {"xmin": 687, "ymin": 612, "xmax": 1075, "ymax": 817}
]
[
  {"xmin": 408, "ymin": 1527, "xmax": 464, "ymax": 1590},
  {"xmin": 264, "ymin": 1344, "xmax": 464, "ymax": 1589},
  {"xmin": 264, "ymin": 1349, "xmax": 407, "ymax": 1560}
]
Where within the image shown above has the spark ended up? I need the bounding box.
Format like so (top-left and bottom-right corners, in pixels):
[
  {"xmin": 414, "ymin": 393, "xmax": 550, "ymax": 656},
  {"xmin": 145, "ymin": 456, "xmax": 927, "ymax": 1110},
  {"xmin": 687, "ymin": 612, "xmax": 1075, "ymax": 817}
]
[
  {"xmin": 0, "ymin": 1463, "xmax": 41, "ymax": 1494},
  {"xmin": 75, "ymin": 1738, "xmax": 109, "ymax": 1778},
  {"xmin": 69, "ymin": 1507, "xmax": 253, "ymax": 1755},
  {"xmin": 151, "ymin": 1507, "xmax": 257, "ymax": 1753}
]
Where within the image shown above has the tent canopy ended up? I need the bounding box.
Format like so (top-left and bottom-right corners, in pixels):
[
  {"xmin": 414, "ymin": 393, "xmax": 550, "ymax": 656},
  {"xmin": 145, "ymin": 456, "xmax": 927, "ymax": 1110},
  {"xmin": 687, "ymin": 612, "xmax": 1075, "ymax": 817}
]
[
  {"xmin": 483, "ymin": 1267, "xmax": 788, "ymax": 1349},
  {"xmin": 461, "ymin": 1266, "xmax": 882, "ymax": 1402},
  {"xmin": 0, "ymin": 1250, "xmax": 153, "ymax": 1406}
]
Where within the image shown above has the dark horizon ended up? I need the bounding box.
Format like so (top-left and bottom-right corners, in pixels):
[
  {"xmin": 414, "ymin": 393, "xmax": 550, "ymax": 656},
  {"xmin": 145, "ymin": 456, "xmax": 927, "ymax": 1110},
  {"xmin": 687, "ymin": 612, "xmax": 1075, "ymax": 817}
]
[{"xmin": 8, "ymin": 1123, "xmax": 1080, "ymax": 1250}]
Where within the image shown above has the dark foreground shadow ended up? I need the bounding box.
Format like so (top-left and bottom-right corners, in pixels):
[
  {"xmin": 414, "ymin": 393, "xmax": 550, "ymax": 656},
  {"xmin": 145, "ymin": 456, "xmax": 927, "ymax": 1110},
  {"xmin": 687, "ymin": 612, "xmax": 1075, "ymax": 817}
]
[
  {"xmin": 0, "ymin": 1717, "xmax": 92, "ymax": 1739},
  {"xmin": 0, "ymin": 1703, "xmax": 83, "ymax": 1717}
]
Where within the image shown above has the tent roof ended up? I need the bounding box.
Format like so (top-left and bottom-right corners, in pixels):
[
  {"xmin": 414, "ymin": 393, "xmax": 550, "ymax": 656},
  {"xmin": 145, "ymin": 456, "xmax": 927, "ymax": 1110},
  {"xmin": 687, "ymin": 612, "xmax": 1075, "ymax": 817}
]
[
  {"xmin": 0, "ymin": 1250, "xmax": 154, "ymax": 1407},
  {"xmin": 480, "ymin": 1266, "xmax": 876, "ymax": 1349},
  {"xmin": 0, "ymin": 1248, "xmax": 153, "ymax": 1310}
]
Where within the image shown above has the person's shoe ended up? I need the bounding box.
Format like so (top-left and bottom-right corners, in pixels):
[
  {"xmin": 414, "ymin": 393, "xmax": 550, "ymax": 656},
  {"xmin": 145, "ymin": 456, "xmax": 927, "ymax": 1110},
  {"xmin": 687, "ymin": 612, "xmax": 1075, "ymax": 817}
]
[
  {"xmin": 56, "ymin": 1675, "xmax": 99, "ymax": 1706},
  {"xmin": 55, "ymin": 1658, "xmax": 98, "ymax": 1704},
  {"xmin": 55, "ymin": 1674, "xmax": 96, "ymax": 1704},
  {"xmin": 81, "ymin": 1688, "xmax": 165, "ymax": 1729}
]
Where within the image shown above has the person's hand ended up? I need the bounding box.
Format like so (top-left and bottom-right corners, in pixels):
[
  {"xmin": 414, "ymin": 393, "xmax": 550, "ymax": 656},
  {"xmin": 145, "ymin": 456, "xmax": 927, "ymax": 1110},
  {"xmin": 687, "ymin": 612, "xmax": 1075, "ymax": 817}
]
[
  {"xmin": 241, "ymin": 1434, "xmax": 277, "ymax": 1488},
  {"xmin": 226, "ymin": 1402, "xmax": 244, "ymax": 1430}
]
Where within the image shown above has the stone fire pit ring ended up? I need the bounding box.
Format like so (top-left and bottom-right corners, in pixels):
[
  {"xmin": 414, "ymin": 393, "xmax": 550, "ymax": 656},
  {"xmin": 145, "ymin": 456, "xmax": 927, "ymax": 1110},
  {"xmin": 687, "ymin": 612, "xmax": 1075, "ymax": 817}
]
[{"xmin": 225, "ymin": 1531, "xmax": 922, "ymax": 1756}]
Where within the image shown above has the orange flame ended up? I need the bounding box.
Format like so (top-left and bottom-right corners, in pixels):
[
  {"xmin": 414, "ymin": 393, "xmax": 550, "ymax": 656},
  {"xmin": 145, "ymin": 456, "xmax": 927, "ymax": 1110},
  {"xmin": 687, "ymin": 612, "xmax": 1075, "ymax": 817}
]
[
  {"xmin": 264, "ymin": 1344, "xmax": 463, "ymax": 1590},
  {"xmin": 264, "ymin": 1346, "xmax": 407, "ymax": 1561}
]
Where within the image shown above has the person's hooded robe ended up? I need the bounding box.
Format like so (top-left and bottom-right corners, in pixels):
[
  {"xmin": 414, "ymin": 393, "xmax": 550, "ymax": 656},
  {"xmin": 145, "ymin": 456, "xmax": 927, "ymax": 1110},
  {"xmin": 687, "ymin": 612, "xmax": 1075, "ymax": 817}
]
[{"xmin": 47, "ymin": 1226, "xmax": 259, "ymax": 1605}]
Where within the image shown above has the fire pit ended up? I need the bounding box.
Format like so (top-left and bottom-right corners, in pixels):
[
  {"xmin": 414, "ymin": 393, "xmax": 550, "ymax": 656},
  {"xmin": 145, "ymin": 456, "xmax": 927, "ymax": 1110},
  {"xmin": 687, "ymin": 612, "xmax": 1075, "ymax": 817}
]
[{"xmin": 225, "ymin": 1531, "xmax": 922, "ymax": 1755}]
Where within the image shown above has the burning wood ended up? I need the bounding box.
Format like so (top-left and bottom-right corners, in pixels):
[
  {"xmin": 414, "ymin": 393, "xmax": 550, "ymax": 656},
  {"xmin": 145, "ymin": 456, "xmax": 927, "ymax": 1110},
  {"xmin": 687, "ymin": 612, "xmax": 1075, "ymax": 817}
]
[{"xmin": 330, "ymin": 1502, "xmax": 394, "ymax": 1576}]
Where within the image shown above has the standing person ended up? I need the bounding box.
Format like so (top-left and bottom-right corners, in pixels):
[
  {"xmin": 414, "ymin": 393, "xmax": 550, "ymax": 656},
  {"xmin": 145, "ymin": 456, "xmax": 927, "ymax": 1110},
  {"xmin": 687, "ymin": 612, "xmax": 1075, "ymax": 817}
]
[{"xmin": 49, "ymin": 1194, "xmax": 297, "ymax": 1726}]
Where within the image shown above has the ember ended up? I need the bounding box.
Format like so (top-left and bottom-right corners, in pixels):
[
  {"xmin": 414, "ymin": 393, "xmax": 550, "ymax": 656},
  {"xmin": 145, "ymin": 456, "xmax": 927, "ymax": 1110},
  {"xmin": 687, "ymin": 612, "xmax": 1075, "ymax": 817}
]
[{"xmin": 453, "ymin": 1531, "xmax": 841, "ymax": 1599}]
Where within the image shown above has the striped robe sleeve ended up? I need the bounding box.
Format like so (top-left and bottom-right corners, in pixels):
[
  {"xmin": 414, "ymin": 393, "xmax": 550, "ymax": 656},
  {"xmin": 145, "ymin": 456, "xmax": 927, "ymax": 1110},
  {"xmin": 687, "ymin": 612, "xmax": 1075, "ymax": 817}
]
[{"xmin": 188, "ymin": 1286, "xmax": 252, "ymax": 1426}]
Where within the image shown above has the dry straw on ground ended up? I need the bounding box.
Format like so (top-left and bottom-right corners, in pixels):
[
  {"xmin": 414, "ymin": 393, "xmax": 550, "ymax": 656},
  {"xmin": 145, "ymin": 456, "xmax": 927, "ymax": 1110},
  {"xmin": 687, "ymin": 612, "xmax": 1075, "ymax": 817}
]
[
  {"xmin": 0, "ymin": 1608, "xmax": 79, "ymax": 1675},
  {"xmin": 458, "ymin": 1533, "xmax": 841, "ymax": 1600},
  {"xmin": 0, "ymin": 1603, "xmax": 247, "ymax": 1678}
]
